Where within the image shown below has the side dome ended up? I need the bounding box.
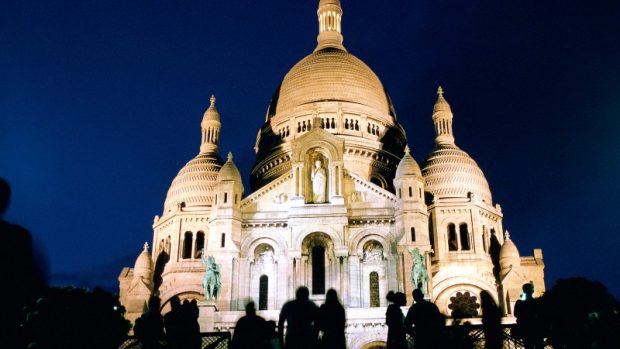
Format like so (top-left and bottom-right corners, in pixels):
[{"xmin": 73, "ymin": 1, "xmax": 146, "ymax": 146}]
[
  {"xmin": 499, "ymin": 232, "xmax": 521, "ymax": 273},
  {"xmin": 270, "ymin": 48, "xmax": 394, "ymax": 118},
  {"xmin": 133, "ymin": 242, "xmax": 154, "ymax": 279},
  {"xmin": 422, "ymin": 144, "xmax": 492, "ymax": 203},
  {"xmin": 421, "ymin": 87, "xmax": 493, "ymax": 203},
  {"xmin": 396, "ymin": 146, "xmax": 422, "ymax": 178},
  {"xmin": 217, "ymin": 152, "xmax": 242, "ymax": 182},
  {"xmin": 164, "ymin": 153, "xmax": 223, "ymax": 213}
]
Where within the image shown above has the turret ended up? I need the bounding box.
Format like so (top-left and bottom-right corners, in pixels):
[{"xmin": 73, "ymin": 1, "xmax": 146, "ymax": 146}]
[
  {"xmin": 499, "ymin": 231, "xmax": 521, "ymax": 279},
  {"xmin": 394, "ymin": 145, "xmax": 424, "ymax": 204}
]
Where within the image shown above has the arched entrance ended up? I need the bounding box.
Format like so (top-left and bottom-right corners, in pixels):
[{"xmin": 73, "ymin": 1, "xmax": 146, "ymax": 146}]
[{"xmin": 301, "ymin": 232, "xmax": 335, "ymax": 295}]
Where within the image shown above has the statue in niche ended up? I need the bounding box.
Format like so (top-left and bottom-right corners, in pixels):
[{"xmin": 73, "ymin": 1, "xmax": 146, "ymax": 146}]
[
  {"xmin": 311, "ymin": 159, "xmax": 327, "ymax": 203},
  {"xmin": 202, "ymin": 251, "xmax": 221, "ymax": 300},
  {"xmin": 410, "ymin": 248, "xmax": 428, "ymax": 295},
  {"xmin": 363, "ymin": 241, "xmax": 383, "ymax": 263}
]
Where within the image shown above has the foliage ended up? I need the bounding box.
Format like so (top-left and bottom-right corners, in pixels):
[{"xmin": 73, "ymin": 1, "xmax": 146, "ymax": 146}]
[
  {"xmin": 22, "ymin": 286, "xmax": 131, "ymax": 349},
  {"xmin": 540, "ymin": 277, "xmax": 620, "ymax": 349}
]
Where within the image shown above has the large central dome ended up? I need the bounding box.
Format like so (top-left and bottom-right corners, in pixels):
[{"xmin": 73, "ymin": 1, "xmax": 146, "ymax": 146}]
[
  {"xmin": 251, "ymin": 0, "xmax": 407, "ymax": 192},
  {"xmin": 270, "ymin": 47, "xmax": 393, "ymax": 117}
]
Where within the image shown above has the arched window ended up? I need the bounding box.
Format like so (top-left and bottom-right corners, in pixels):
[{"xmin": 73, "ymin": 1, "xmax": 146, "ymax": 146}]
[
  {"xmin": 182, "ymin": 232, "xmax": 192, "ymax": 259},
  {"xmin": 311, "ymin": 245, "xmax": 325, "ymax": 294},
  {"xmin": 482, "ymin": 226, "xmax": 488, "ymax": 253},
  {"xmin": 459, "ymin": 223, "xmax": 471, "ymax": 251},
  {"xmin": 408, "ymin": 186, "xmax": 413, "ymax": 197},
  {"xmin": 194, "ymin": 231, "xmax": 205, "ymax": 258},
  {"xmin": 410, "ymin": 227, "xmax": 416, "ymax": 242},
  {"xmin": 369, "ymin": 271, "xmax": 380, "ymax": 307},
  {"xmin": 224, "ymin": 192, "xmax": 228, "ymax": 203},
  {"xmin": 259, "ymin": 275, "xmax": 268, "ymax": 310},
  {"xmin": 221, "ymin": 233, "xmax": 226, "ymax": 248},
  {"xmin": 448, "ymin": 224, "xmax": 458, "ymax": 251}
]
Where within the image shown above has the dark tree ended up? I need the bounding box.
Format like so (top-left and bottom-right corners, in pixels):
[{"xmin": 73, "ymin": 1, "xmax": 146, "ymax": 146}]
[{"xmin": 540, "ymin": 277, "xmax": 620, "ymax": 349}]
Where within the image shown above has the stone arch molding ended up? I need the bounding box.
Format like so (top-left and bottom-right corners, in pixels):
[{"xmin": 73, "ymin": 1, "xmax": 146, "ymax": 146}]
[
  {"xmin": 240, "ymin": 232, "xmax": 288, "ymax": 258},
  {"xmin": 348, "ymin": 329, "xmax": 388, "ymax": 349},
  {"xmin": 349, "ymin": 227, "xmax": 395, "ymax": 255},
  {"xmin": 291, "ymin": 128, "xmax": 345, "ymax": 163},
  {"xmin": 159, "ymin": 284, "xmax": 204, "ymax": 307},
  {"xmin": 294, "ymin": 225, "xmax": 344, "ymax": 250},
  {"xmin": 433, "ymin": 275, "xmax": 498, "ymax": 305}
]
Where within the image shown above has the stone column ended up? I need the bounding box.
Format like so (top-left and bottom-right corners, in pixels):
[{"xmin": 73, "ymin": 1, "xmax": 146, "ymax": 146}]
[{"xmin": 348, "ymin": 256, "xmax": 361, "ymax": 307}]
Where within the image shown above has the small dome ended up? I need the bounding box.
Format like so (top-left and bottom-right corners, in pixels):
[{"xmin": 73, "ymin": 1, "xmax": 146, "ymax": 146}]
[
  {"xmin": 202, "ymin": 95, "xmax": 220, "ymax": 123},
  {"xmin": 422, "ymin": 143, "xmax": 493, "ymax": 203},
  {"xmin": 217, "ymin": 152, "xmax": 242, "ymax": 182},
  {"xmin": 395, "ymin": 146, "xmax": 422, "ymax": 178},
  {"xmin": 271, "ymin": 48, "xmax": 393, "ymax": 117},
  {"xmin": 163, "ymin": 153, "xmax": 223, "ymax": 213},
  {"xmin": 433, "ymin": 86, "xmax": 452, "ymax": 114},
  {"xmin": 133, "ymin": 242, "xmax": 154, "ymax": 279},
  {"xmin": 499, "ymin": 231, "xmax": 521, "ymax": 272}
]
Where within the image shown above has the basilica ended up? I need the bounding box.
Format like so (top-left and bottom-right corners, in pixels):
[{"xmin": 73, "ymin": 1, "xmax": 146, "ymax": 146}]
[{"xmin": 119, "ymin": 1, "xmax": 545, "ymax": 347}]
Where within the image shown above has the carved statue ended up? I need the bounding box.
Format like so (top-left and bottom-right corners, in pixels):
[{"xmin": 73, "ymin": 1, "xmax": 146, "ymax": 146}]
[
  {"xmin": 311, "ymin": 159, "xmax": 327, "ymax": 203},
  {"xmin": 410, "ymin": 248, "xmax": 428, "ymax": 295},
  {"xmin": 202, "ymin": 252, "xmax": 221, "ymax": 300}
]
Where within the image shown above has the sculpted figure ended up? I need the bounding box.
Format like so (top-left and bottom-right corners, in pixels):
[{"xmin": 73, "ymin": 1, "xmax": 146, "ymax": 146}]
[
  {"xmin": 410, "ymin": 248, "xmax": 428, "ymax": 295},
  {"xmin": 311, "ymin": 159, "xmax": 327, "ymax": 203},
  {"xmin": 202, "ymin": 252, "xmax": 221, "ymax": 300}
]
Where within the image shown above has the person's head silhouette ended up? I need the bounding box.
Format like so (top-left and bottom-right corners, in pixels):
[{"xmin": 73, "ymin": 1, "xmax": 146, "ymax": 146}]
[
  {"xmin": 245, "ymin": 301, "xmax": 256, "ymax": 316},
  {"xmin": 0, "ymin": 177, "xmax": 11, "ymax": 216},
  {"xmin": 169, "ymin": 296, "xmax": 181, "ymax": 310},
  {"xmin": 412, "ymin": 288, "xmax": 425, "ymax": 303},
  {"xmin": 395, "ymin": 292, "xmax": 406, "ymax": 306},
  {"xmin": 522, "ymin": 282, "xmax": 535, "ymax": 299},
  {"xmin": 386, "ymin": 290, "xmax": 395, "ymax": 303},
  {"xmin": 325, "ymin": 288, "xmax": 339, "ymax": 305},
  {"xmin": 296, "ymin": 286, "xmax": 310, "ymax": 301}
]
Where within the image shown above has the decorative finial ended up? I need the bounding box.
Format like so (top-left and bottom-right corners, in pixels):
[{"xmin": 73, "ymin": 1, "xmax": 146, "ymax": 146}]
[
  {"xmin": 143, "ymin": 242, "xmax": 149, "ymax": 251},
  {"xmin": 210, "ymin": 95, "xmax": 216, "ymax": 106},
  {"xmin": 227, "ymin": 151, "xmax": 233, "ymax": 161},
  {"xmin": 504, "ymin": 230, "xmax": 511, "ymax": 240},
  {"xmin": 437, "ymin": 86, "xmax": 444, "ymax": 97},
  {"xmin": 404, "ymin": 145, "xmax": 410, "ymax": 155}
]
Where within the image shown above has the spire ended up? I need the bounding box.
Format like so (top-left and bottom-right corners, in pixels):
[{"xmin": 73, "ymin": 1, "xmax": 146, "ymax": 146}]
[
  {"xmin": 404, "ymin": 145, "xmax": 411, "ymax": 155},
  {"xmin": 227, "ymin": 151, "xmax": 233, "ymax": 162},
  {"xmin": 143, "ymin": 242, "xmax": 149, "ymax": 252},
  {"xmin": 432, "ymin": 86, "xmax": 455, "ymax": 145},
  {"xmin": 200, "ymin": 94, "xmax": 221, "ymax": 154},
  {"xmin": 315, "ymin": 0, "xmax": 346, "ymax": 52}
]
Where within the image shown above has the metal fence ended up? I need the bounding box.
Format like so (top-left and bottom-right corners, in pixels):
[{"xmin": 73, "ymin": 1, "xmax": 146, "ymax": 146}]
[{"xmin": 118, "ymin": 332, "xmax": 231, "ymax": 349}]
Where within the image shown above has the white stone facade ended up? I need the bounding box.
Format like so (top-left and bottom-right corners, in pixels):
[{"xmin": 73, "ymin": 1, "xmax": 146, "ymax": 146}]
[{"xmin": 118, "ymin": 1, "xmax": 545, "ymax": 348}]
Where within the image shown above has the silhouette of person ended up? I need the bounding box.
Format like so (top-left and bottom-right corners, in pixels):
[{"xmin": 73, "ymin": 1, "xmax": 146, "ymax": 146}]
[
  {"xmin": 135, "ymin": 296, "xmax": 165, "ymax": 349},
  {"xmin": 0, "ymin": 177, "xmax": 45, "ymax": 349},
  {"xmin": 278, "ymin": 286, "xmax": 319, "ymax": 349},
  {"xmin": 514, "ymin": 283, "xmax": 543, "ymax": 349},
  {"xmin": 317, "ymin": 289, "xmax": 346, "ymax": 349},
  {"xmin": 182, "ymin": 299, "xmax": 201, "ymax": 349},
  {"xmin": 163, "ymin": 296, "xmax": 184, "ymax": 349},
  {"xmin": 404, "ymin": 289, "xmax": 444, "ymax": 349},
  {"xmin": 480, "ymin": 291, "xmax": 502, "ymax": 349},
  {"xmin": 231, "ymin": 302, "xmax": 267, "ymax": 349},
  {"xmin": 386, "ymin": 291, "xmax": 407, "ymax": 349},
  {"xmin": 264, "ymin": 320, "xmax": 282, "ymax": 349}
]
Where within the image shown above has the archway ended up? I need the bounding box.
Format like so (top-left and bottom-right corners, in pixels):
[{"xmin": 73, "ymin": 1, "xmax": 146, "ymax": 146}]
[{"xmin": 301, "ymin": 232, "xmax": 335, "ymax": 295}]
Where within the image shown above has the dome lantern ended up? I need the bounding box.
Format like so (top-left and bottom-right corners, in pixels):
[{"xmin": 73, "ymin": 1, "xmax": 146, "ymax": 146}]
[
  {"xmin": 200, "ymin": 95, "xmax": 221, "ymax": 154},
  {"xmin": 432, "ymin": 86, "xmax": 455, "ymax": 145},
  {"xmin": 316, "ymin": 0, "xmax": 345, "ymax": 52}
]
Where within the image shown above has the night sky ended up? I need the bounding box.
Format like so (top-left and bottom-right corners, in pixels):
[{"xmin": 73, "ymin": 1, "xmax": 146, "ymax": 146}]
[{"xmin": 2, "ymin": 0, "xmax": 619, "ymax": 297}]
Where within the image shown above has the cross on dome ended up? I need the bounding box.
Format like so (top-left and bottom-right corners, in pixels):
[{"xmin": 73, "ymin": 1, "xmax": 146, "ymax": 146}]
[
  {"xmin": 437, "ymin": 86, "xmax": 444, "ymax": 97},
  {"xmin": 210, "ymin": 95, "xmax": 216, "ymax": 106},
  {"xmin": 227, "ymin": 151, "xmax": 233, "ymax": 161},
  {"xmin": 143, "ymin": 242, "xmax": 149, "ymax": 251}
]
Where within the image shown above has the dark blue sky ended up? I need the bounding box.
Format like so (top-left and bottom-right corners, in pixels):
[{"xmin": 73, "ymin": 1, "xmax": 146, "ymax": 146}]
[{"xmin": 2, "ymin": 0, "xmax": 619, "ymax": 297}]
